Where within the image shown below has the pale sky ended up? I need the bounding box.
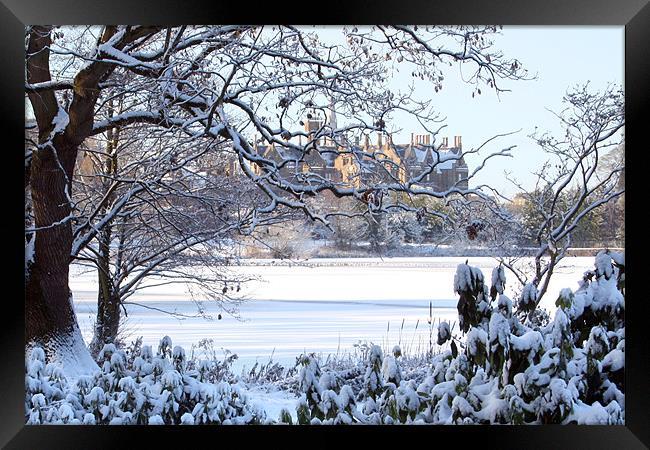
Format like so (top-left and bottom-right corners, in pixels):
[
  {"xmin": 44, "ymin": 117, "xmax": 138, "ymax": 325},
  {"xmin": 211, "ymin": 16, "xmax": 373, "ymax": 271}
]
[
  {"xmin": 310, "ymin": 25, "xmax": 624, "ymax": 198},
  {"xmin": 28, "ymin": 26, "xmax": 623, "ymax": 198}
]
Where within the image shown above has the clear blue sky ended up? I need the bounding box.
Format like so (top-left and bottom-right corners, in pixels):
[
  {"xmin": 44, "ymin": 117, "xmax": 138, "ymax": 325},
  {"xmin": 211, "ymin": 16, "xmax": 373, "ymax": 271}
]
[{"xmin": 311, "ymin": 25, "xmax": 624, "ymax": 198}]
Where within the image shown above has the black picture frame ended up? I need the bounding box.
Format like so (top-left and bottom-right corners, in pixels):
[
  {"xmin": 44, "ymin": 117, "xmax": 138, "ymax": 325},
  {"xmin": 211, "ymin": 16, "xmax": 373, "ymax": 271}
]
[{"xmin": 2, "ymin": 1, "xmax": 648, "ymax": 447}]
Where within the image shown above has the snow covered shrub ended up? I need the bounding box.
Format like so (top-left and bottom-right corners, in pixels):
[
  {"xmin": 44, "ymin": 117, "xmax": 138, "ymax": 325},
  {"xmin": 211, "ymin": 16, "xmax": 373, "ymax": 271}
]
[
  {"xmin": 148, "ymin": 414, "xmax": 164, "ymax": 425},
  {"xmin": 83, "ymin": 386, "xmax": 108, "ymax": 423},
  {"xmin": 188, "ymin": 339, "xmax": 239, "ymax": 384},
  {"xmin": 488, "ymin": 307, "xmax": 511, "ymax": 383},
  {"xmin": 26, "ymin": 394, "xmax": 47, "ymax": 424},
  {"xmin": 363, "ymin": 345, "xmax": 426, "ymax": 424},
  {"xmin": 294, "ymin": 355, "xmax": 358, "ymax": 424},
  {"xmin": 158, "ymin": 336, "xmax": 173, "ymax": 359},
  {"xmin": 570, "ymin": 250, "xmax": 625, "ymax": 342},
  {"xmin": 44, "ymin": 364, "xmax": 68, "ymax": 401},
  {"xmin": 154, "ymin": 370, "xmax": 183, "ymax": 424},
  {"xmin": 454, "ymin": 263, "xmax": 491, "ymax": 333},
  {"xmin": 296, "ymin": 397, "xmax": 311, "ymax": 425},
  {"xmin": 94, "ymin": 343, "xmax": 128, "ymax": 394},
  {"xmin": 334, "ymin": 385, "xmax": 357, "ymax": 424},
  {"xmin": 536, "ymin": 378, "xmax": 576, "ymax": 424},
  {"xmin": 296, "ymin": 353, "xmax": 322, "ymax": 419},
  {"xmin": 173, "ymin": 346, "xmax": 187, "ymax": 374},
  {"xmin": 25, "ymin": 347, "xmax": 47, "ymax": 402},
  {"xmin": 518, "ymin": 283, "xmax": 538, "ymax": 316},
  {"xmin": 401, "ymin": 253, "xmax": 626, "ymax": 425},
  {"xmin": 466, "ymin": 327, "xmax": 489, "ymax": 369},
  {"xmin": 24, "ymin": 251, "xmax": 624, "ymax": 426},
  {"xmin": 26, "ymin": 337, "xmax": 263, "ymax": 425},
  {"xmin": 359, "ymin": 344, "xmax": 384, "ymax": 417},
  {"xmin": 552, "ymin": 291, "xmax": 575, "ymax": 375},
  {"xmin": 436, "ymin": 321, "xmax": 451, "ymax": 345},
  {"xmin": 187, "ymin": 379, "xmax": 262, "ymax": 425},
  {"xmin": 497, "ymin": 294, "xmax": 513, "ymax": 318},
  {"xmin": 380, "ymin": 379, "xmax": 426, "ymax": 424},
  {"xmin": 381, "ymin": 346, "xmax": 403, "ymax": 388},
  {"xmin": 507, "ymin": 330, "xmax": 544, "ymax": 385},
  {"xmin": 490, "ymin": 264, "xmax": 506, "ymax": 302},
  {"xmin": 278, "ymin": 408, "xmax": 293, "ymax": 425}
]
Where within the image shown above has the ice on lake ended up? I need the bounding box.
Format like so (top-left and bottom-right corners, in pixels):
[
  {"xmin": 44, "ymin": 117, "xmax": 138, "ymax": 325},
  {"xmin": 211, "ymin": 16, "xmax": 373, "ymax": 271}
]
[{"xmin": 71, "ymin": 256, "xmax": 594, "ymax": 372}]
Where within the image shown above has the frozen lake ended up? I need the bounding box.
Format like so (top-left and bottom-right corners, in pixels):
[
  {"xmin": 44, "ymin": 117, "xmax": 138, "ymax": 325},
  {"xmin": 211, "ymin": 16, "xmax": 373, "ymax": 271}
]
[{"xmin": 71, "ymin": 256, "xmax": 595, "ymax": 371}]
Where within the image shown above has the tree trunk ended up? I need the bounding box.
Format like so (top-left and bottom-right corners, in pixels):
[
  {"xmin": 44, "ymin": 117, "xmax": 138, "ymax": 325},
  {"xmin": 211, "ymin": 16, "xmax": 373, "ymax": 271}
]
[
  {"xmin": 25, "ymin": 139, "xmax": 79, "ymax": 349},
  {"xmin": 89, "ymin": 226, "xmax": 122, "ymax": 356},
  {"xmin": 25, "ymin": 25, "xmax": 159, "ymax": 373},
  {"xmin": 89, "ymin": 106, "xmax": 123, "ymax": 356},
  {"xmin": 25, "ymin": 26, "xmax": 77, "ymax": 352}
]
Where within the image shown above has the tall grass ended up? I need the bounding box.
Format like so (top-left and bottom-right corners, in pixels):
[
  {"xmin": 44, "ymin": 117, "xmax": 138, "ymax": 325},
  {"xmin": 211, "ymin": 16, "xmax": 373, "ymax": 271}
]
[{"xmin": 375, "ymin": 307, "xmax": 456, "ymax": 366}]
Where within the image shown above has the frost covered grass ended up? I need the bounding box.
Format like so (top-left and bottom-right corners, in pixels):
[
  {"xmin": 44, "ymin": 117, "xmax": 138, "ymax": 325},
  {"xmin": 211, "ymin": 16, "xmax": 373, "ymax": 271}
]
[{"xmin": 27, "ymin": 251, "xmax": 624, "ymax": 425}]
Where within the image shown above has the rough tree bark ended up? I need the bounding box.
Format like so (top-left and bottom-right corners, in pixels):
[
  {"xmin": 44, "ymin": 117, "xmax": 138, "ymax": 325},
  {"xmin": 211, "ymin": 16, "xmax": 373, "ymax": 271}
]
[
  {"xmin": 25, "ymin": 26, "xmax": 79, "ymax": 350},
  {"xmin": 25, "ymin": 26, "xmax": 159, "ymax": 365}
]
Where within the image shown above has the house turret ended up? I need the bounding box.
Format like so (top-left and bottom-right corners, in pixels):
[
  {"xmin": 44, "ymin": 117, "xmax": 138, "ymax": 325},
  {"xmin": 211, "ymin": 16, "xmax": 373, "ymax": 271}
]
[{"xmin": 304, "ymin": 111, "xmax": 324, "ymax": 145}]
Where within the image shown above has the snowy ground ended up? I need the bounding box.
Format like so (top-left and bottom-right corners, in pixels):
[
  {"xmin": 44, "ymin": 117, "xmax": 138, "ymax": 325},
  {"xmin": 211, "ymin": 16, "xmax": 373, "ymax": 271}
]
[{"xmin": 71, "ymin": 256, "xmax": 593, "ymax": 368}]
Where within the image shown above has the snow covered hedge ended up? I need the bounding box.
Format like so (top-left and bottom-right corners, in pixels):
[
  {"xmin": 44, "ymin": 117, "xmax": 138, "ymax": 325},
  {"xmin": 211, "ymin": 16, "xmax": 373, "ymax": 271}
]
[{"xmin": 26, "ymin": 250, "xmax": 624, "ymax": 425}]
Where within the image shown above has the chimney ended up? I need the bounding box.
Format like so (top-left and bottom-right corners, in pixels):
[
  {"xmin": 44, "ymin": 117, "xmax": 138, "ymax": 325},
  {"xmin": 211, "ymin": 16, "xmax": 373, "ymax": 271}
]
[
  {"xmin": 365, "ymin": 134, "xmax": 370, "ymax": 149},
  {"xmin": 442, "ymin": 137, "xmax": 448, "ymax": 147},
  {"xmin": 454, "ymin": 136, "xmax": 462, "ymax": 148},
  {"xmin": 411, "ymin": 133, "xmax": 414, "ymax": 145},
  {"xmin": 377, "ymin": 132, "xmax": 383, "ymax": 148},
  {"xmin": 426, "ymin": 135, "xmax": 430, "ymax": 145}
]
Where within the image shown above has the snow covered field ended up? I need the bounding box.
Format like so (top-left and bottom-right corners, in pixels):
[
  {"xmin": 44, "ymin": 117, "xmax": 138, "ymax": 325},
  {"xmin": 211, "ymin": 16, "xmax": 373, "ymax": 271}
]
[{"xmin": 70, "ymin": 256, "xmax": 594, "ymax": 373}]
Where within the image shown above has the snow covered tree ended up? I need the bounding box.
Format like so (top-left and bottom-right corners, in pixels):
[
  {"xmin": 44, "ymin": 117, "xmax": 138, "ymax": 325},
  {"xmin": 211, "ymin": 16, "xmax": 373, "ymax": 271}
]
[
  {"xmin": 73, "ymin": 120, "xmax": 265, "ymax": 356},
  {"xmin": 25, "ymin": 25, "xmax": 528, "ymax": 372},
  {"xmin": 499, "ymin": 84, "xmax": 624, "ymax": 305}
]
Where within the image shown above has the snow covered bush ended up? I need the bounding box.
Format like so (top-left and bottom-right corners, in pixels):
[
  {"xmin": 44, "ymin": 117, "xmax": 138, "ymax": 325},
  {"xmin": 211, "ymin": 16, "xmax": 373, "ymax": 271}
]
[
  {"xmin": 454, "ymin": 263, "xmax": 492, "ymax": 333},
  {"xmin": 25, "ymin": 336, "xmax": 263, "ymax": 425},
  {"xmin": 361, "ymin": 345, "xmax": 384, "ymax": 404},
  {"xmin": 295, "ymin": 353, "xmax": 359, "ymax": 424},
  {"xmin": 436, "ymin": 321, "xmax": 451, "ymax": 345},
  {"xmin": 380, "ymin": 254, "xmax": 625, "ymax": 425}
]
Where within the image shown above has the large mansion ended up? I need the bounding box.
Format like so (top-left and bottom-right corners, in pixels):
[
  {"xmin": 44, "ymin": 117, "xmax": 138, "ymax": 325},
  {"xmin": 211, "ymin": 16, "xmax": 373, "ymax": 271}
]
[{"xmin": 251, "ymin": 111, "xmax": 469, "ymax": 192}]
